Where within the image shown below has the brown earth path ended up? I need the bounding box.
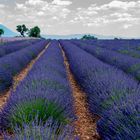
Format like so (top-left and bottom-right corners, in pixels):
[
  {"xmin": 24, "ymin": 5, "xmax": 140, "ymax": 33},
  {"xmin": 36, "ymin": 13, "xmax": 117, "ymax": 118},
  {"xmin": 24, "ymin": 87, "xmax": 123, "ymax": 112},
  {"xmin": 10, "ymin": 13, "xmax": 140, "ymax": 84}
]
[
  {"xmin": 60, "ymin": 44, "xmax": 101, "ymax": 140},
  {"xmin": 0, "ymin": 42, "xmax": 50, "ymax": 139}
]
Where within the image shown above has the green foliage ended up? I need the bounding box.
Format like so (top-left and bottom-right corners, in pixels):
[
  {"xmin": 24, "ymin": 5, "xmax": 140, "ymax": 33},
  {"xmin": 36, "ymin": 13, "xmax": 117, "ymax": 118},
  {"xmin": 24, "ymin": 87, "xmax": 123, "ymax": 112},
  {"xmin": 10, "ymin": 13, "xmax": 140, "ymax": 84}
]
[
  {"xmin": 5, "ymin": 122, "xmax": 73, "ymax": 140},
  {"xmin": 16, "ymin": 24, "xmax": 41, "ymax": 38},
  {"xmin": 16, "ymin": 24, "xmax": 28, "ymax": 37},
  {"xmin": 8, "ymin": 98, "xmax": 69, "ymax": 132},
  {"xmin": 28, "ymin": 26, "xmax": 41, "ymax": 38},
  {"xmin": 81, "ymin": 34, "xmax": 98, "ymax": 40},
  {"xmin": 0, "ymin": 28, "xmax": 4, "ymax": 37},
  {"xmin": 127, "ymin": 63, "xmax": 140, "ymax": 73},
  {"xmin": 114, "ymin": 38, "xmax": 119, "ymax": 40}
]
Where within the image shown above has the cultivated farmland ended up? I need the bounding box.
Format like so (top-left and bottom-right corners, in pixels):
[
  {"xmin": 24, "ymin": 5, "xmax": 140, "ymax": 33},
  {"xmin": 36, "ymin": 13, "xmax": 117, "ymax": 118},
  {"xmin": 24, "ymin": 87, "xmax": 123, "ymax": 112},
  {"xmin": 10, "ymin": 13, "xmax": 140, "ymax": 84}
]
[{"xmin": 0, "ymin": 39, "xmax": 140, "ymax": 140}]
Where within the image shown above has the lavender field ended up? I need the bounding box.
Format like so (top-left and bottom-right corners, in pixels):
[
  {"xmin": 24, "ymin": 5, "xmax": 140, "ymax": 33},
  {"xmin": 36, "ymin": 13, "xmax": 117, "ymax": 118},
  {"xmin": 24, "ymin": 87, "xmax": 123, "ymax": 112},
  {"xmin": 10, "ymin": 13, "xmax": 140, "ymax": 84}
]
[
  {"xmin": 0, "ymin": 39, "xmax": 140, "ymax": 140},
  {"xmin": 0, "ymin": 37, "xmax": 33, "ymax": 44}
]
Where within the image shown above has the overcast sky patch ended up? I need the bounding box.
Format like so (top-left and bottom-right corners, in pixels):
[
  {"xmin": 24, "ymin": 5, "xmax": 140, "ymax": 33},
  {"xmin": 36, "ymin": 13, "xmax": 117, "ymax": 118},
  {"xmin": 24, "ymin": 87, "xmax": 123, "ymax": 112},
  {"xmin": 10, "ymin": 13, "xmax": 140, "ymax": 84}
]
[{"xmin": 0, "ymin": 0, "xmax": 140, "ymax": 37}]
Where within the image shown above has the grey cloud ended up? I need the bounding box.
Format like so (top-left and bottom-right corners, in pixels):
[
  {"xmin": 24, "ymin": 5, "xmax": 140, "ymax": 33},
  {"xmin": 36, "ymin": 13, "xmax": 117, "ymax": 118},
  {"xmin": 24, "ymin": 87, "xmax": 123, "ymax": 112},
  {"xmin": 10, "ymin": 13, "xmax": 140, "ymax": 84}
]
[{"xmin": 0, "ymin": 0, "xmax": 140, "ymax": 37}]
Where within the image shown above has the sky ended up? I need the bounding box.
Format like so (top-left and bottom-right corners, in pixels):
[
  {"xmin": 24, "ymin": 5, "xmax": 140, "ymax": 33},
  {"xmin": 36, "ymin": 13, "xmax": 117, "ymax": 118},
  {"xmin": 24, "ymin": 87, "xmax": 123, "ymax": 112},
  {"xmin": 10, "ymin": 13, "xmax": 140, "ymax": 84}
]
[{"xmin": 0, "ymin": 0, "xmax": 140, "ymax": 37}]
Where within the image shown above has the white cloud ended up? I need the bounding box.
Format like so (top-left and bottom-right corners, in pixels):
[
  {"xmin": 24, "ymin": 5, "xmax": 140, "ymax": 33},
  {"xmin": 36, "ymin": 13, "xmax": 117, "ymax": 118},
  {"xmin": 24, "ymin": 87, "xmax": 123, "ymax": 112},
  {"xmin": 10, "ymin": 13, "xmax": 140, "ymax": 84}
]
[
  {"xmin": 16, "ymin": 3, "xmax": 27, "ymax": 11},
  {"xmin": 8, "ymin": 0, "xmax": 72, "ymax": 34},
  {"xmin": 109, "ymin": 12, "xmax": 139, "ymax": 23},
  {"xmin": 52, "ymin": 16, "xmax": 59, "ymax": 20},
  {"xmin": 90, "ymin": 0, "xmax": 140, "ymax": 11},
  {"xmin": 0, "ymin": 4, "xmax": 6, "ymax": 16},
  {"xmin": 25, "ymin": 0, "xmax": 44, "ymax": 6},
  {"xmin": 110, "ymin": 13, "xmax": 131, "ymax": 18},
  {"xmin": 52, "ymin": 0, "xmax": 72, "ymax": 6},
  {"xmin": 70, "ymin": 0, "xmax": 140, "ymax": 29},
  {"xmin": 123, "ymin": 24, "xmax": 132, "ymax": 29},
  {"xmin": 103, "ymin": 0, "xmax": 139, "ymax": 10},
  {"xmin": 37, "ymin": 11, "xmax": 45, "ymax": 16},
  {"xmin": 0, "ymin": 4, "xmax": 5, "ymax": 8},
  {"xmin": 0, "ymin": 0, "xmax": 140, "ymax": 37},
  {"xmin": 15, "ymin": 0, "xmax": 71, "ymax": 19}
]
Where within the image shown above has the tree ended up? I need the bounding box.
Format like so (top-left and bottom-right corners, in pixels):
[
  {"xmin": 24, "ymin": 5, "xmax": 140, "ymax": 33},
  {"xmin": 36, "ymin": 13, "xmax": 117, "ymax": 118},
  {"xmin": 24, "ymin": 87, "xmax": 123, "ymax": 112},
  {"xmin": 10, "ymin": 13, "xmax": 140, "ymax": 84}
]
[
  {"xmin": 16, "ymin": 24, "xmax": 28, "ymax": 37},
  {"xmin": 0, "ymin": 29, "xmax": 4, "ymax": 37},
  {"xmin": 82, "ymin": 35, "xmax": 88, "ymax": 40},
  {"xmin": 28, "ymin": 26, "xmax": 41, "ymax": 38},
  {"xmin": 81, "ymin": 34, "xmax": 97, "ymax": 40},
  {"xmin": 114, "ymin": 38, "xmax": 119, "ymax": 40}
]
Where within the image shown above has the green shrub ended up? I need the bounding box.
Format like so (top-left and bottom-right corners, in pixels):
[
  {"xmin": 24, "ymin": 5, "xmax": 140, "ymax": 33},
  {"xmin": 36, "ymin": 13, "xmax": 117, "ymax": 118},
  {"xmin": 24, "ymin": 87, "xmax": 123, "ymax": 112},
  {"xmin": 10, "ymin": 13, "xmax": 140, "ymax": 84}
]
[{"xmin": 8, "ymin": 98, "xmax": 69, "ymax": 132}]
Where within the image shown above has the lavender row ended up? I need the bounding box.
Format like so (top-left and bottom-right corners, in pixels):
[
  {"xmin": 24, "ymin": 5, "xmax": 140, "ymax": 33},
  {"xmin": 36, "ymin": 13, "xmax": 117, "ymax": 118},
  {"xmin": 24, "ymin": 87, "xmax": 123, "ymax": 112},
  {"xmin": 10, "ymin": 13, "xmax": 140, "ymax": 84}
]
[
  {"xmin": 60, "ymin": 40, "xmax": 140, "ymax": 140},
  {"xmin": 83, "ymin": 39, "xmax": 140, "ymax": 59},
  {"xmin": 84, "ymin": 39, "xmax": 140, "ymax": 50},
  {"xmin": 0, "ymin": 39, "xmax": 48, "ymax": 93},
  {"xmin": 73, "ymin": 40, "xmax": 140, "ymax": 81},
  {"xmin": 0, "ymin": 39, "xmax": 40, "ymax": 58},
  {"xmin": 0, "ymin": 39, "xmax": 27, "ymax": 46},
  {"xmin": 0, "ymin": 39, "xmax": 36, "ymax": 47},
  {"xmin": 4, "ymin": 120, "xmax": 74, "ymax": 140},
  {"xmin": 0, "ymin": 41, "xmax": 75, "ymax": 138},
  {"xmin": 0, "ymin": 37, "xmax": 29, "ymax": 44}
]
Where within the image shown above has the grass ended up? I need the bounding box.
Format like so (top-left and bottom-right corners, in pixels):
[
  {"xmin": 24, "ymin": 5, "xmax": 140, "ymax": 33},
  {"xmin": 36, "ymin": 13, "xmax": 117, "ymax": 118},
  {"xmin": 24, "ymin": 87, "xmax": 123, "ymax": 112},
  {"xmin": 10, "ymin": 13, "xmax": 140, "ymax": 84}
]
[{"xmin": 7, "ymin": 98, "xmax": 69, "ymax": 133}]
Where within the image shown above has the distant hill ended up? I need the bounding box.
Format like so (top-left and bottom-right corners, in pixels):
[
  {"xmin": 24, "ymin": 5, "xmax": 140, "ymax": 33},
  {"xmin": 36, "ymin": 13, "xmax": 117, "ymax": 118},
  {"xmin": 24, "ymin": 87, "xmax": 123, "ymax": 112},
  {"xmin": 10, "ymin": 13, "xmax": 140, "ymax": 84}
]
[
  {"xmin": 0, "ymin": 24, "xmax": 17, "ymax": 37},
  {"xmin": 42, "ymin": 34, "xmax": 117, "ymax": 39},
  {"xmin": 42, "ymin": 34, "xmax": 140, "ymax": 40}
]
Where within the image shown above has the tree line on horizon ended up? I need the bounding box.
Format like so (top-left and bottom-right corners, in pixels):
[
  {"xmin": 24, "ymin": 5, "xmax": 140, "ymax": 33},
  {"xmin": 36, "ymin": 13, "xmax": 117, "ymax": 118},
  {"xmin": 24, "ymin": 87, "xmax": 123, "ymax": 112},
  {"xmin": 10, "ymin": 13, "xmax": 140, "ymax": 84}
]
[
  {"xmin": 0, "ymin": 24, "xmax": 41, "ymax": 38},
  {"xmin": 0, "ymin": 24, "xmax": 97, "ymax": 40},
  {"xmin": 0, "ymin": 26, "xmax": 97, "ymax": 40},
  {"xmin": 81, "ymin": 34, "xmax": 98, "ymax": 40},
  {"xmin": 0, "ymin": 26, "xmax": 121, "ymax": 40}
]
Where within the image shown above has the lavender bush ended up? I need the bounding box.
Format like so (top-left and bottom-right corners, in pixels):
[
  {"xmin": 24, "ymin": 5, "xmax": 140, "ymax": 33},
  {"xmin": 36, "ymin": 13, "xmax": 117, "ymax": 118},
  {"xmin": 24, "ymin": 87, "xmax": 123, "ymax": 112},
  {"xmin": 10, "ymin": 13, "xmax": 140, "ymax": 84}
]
[
  {"xmin": 83, "ymin": 39, "xmax": 140, "ymax": 50},
  {"xmin": 0, "ymin": 41, "xmax": 75, "ymax": 138},
  {"xmin": 4, "ymin": 118, "xmax": 75, "ymax": 140},
  {"xmin": 60, "ymin": 40, "xmax": 140, "ymax": 140},
  {"xmin": 0, "ymin": 39, "xmax": 40, "ymax": 58},
  {"xmin": 73, "ymin": 40, "xmax": 140, "ymax": 81},
  {"xmin": 82, "ymin": 39, "xmax": 140, "ymax": 58},
  {"xmin": 0, "ymin": 39, "xmax": 48, "ymax": 93}
]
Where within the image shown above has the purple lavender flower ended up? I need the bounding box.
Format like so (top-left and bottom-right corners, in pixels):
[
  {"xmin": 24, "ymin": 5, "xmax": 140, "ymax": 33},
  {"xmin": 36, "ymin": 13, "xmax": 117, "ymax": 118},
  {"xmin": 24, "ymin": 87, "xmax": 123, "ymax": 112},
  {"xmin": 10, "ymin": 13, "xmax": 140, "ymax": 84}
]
[
  {"xmin": 60, "ymin": 40, "xmax": 140, "ymax": 140},
  {"xmin": 0, "ymin": 39, "xmax": 48, "ymax": 93}
]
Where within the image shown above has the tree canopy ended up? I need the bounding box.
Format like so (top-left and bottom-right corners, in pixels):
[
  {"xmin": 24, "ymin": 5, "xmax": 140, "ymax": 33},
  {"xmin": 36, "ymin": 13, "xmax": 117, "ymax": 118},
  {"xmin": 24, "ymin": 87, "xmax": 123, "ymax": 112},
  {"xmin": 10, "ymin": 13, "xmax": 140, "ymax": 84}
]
[
  {"xmin": 81, "ymin": 34, "xmax": 98, "ymax": 40},
  {"xmin": 16, "ymin": 24, "xmax": 28, "ymax": 37},
  {"xmin": 0, "ymin": 29, "xmax": 4, "ymax": 37},
  {"xmin": 28, "ymin": 26, "xmax": 41, "ymax": 38}
]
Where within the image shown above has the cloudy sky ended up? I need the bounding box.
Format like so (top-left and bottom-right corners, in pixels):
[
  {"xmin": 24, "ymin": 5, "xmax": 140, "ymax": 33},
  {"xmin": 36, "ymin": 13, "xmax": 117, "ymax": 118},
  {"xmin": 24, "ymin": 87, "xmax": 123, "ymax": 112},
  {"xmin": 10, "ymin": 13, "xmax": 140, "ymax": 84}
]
[{"xmin": 0, "ymin": 0, "xmax": 140, "ymax": 37}]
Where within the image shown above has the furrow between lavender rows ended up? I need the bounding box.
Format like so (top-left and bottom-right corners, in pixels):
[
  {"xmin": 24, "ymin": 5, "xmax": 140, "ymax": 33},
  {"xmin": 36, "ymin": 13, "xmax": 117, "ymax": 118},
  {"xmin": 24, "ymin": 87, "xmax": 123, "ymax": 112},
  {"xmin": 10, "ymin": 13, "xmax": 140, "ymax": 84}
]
[
  {"xmin": 83, "ymin": 39, "xmax": 140, "ymax": 58},
  {"xmin": 60, "ymin": 44, "xmax": 100, "ymax": 140},
  {"xmin": 60, "ymin": 40, "xmax": 140, "ymax": 140},
  {"xmin": 0, "ymin": 39, "xmax": 49, "ymax": 93},
  {"xmin": 0, "ymin": 40, "xmax": 76, "ymax": 139},
  {"xmin": 73, "ymin": 40, "xmax": 140, "ymax": 81}
]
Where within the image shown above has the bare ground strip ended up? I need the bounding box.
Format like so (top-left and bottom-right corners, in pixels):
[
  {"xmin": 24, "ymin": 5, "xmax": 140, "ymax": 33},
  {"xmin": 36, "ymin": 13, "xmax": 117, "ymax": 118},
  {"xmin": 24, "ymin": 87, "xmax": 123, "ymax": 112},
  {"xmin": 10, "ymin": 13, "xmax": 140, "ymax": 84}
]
[
  {"xmin": 60, "ymin": 45, "xmax": 100, "ymax": 140},
  {"xmin": 0, "ymin": 43, "xmax": 50, "ymax": 110},
  {"xmin": 0, "ymin": 43, "xmax": 50, "ymax": 139}
]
